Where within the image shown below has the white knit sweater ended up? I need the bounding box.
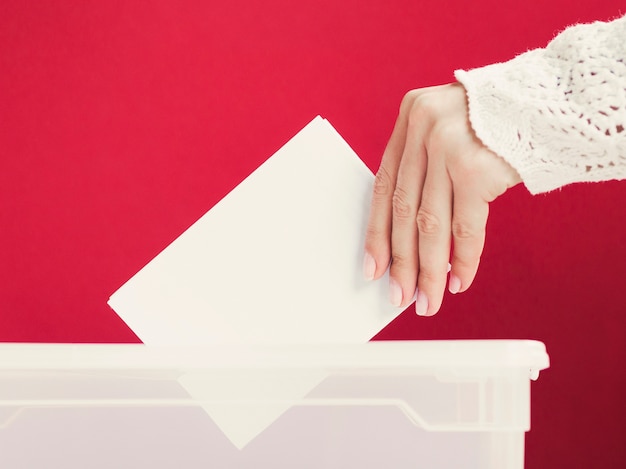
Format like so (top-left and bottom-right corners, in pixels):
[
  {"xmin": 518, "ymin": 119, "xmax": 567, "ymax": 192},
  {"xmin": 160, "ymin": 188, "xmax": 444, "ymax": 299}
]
[{"xmin": 455, "ymin": 14, "xmax": 626, "ymax": 194}]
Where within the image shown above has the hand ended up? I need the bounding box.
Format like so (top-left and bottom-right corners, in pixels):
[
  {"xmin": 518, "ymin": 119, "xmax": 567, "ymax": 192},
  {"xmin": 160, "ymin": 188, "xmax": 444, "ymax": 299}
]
[{"xmin": 363, "ymin": 83, "xmax": 521, "ymax": 316}]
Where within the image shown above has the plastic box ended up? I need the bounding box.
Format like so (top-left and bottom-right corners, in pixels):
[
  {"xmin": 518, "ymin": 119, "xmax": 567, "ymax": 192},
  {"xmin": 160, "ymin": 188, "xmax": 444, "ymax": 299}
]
[{"xmin": 0, "ymin": 340, "xmax": 548, "ymax": 468}]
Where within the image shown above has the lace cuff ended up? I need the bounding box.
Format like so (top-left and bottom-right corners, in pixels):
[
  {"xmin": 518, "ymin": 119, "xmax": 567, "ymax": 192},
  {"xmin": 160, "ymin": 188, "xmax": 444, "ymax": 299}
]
[{"xmin": 455, "ymin": 15, "xmax": 626, "ymax": 194}]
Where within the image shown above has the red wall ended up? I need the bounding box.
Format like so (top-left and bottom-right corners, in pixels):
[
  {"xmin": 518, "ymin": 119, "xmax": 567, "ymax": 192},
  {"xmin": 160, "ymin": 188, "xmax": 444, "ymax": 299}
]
[{"xmin": 1, "ymin": 1, "xmax": 624, "ymax": 467}]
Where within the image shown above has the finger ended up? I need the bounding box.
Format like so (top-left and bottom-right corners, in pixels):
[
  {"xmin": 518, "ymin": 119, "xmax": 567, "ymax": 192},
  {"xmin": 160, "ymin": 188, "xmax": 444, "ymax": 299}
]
[
  {"xmin": 448, "ymin": 185, "xmax": 489, "ymax": 295},
  {"xmin": 364, "ymin": 94, "xmax": 414, "ymax": 281},
  {"xmin": 414, "ymin": 151, "xmax": 452, "ymax": 316},
  {"xmin": 388, "ymin": 121, "xmax": 428, "ymax": 307}
]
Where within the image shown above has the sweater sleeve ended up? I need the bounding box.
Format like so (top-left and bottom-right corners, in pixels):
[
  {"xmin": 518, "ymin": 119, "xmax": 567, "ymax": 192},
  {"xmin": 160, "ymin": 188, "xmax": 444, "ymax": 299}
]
[{"xmin": 454, "ymin": 14, "xmax": 626, "ymax": 194}]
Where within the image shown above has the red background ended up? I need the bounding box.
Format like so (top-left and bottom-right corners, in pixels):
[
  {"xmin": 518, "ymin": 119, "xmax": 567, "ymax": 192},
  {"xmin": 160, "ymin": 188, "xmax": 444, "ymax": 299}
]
[{"xmin": 1, "ymin": 1, "xmax": 625, "ymax": 467}]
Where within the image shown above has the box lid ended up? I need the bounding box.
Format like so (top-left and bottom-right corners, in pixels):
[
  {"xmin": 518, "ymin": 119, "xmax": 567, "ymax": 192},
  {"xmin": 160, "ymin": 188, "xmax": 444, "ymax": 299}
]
[{"xmin": 0, "ymin": 340, "xmax": 549, "ymax": 377}]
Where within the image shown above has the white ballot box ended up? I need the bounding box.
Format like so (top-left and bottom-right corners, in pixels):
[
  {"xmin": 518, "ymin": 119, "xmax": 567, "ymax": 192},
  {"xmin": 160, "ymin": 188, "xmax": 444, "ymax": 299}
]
[{"xmin": 0, "ymin": 340, "xmax": 548, "ymax": 468}]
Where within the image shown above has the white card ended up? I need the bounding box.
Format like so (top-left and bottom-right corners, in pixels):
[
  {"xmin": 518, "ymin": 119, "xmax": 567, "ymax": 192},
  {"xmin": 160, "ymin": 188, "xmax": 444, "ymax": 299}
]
[
  {"xmin": 108, "ymin": 116, "xmax": 402, "ymax": 345},
  {"xmin": 108, "ymin": 116, "xmax": 405, "ymax": 448}
]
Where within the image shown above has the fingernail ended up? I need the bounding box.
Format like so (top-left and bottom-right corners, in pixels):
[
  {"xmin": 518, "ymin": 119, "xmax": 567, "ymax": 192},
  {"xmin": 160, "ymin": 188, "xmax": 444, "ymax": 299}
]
[
  {"xmin": 363, "ymin": 252, "xmax": 376, "ymax": 281},
  {"xmin": 389, "ymin": 278, "xmax": 402, "ymax": 307},
  {"xmin": 415, "ymin": 290, "xmax": 429, "ymax": 316},
  {"xmin": 449, "ymin": 274, "xmax": 461, "ymax": 294}
]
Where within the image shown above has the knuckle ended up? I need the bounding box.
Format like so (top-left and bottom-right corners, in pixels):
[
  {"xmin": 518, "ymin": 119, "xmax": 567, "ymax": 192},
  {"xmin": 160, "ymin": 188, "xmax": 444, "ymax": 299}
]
[
  {"xmin": 418, "ymin": 267, "xmax": 440, "ymax": 285},
  {"xmin": 416, "ymin": 207, "xmax": 441, "ymax": 236},
  {"xmin": 401, "ymin": 89, "xmax": 420, "ymax": 108},
  {"xmin": 364, "ymin": 224, "xmax": 385, "ymax": 244},
  {"xmin": 451, "ymin": 220, "xmax": 476, "ymax": 239},
  {"xmin": 390, "ymin": 252, "xmax": 412, "ymax": 270},
  {"xmin": 373, "ymin": 166, "xmax": 393, "ymax": 197},
  {"xmin": 412, "ymin": 92, "xmax": 434, "ymax": 110},
  {"xmin": 391, "ymin": 188, "xmax": 414, "ymax": 219},
  {"xmin": 408, "ymin": 93, "xmax": 437, "ymax": 126}
]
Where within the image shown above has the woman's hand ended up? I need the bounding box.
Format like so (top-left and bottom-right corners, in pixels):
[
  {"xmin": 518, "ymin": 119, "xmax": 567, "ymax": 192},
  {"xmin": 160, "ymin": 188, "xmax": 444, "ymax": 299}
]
[{"xmin": 363, "ymin": 83, "xmax": 521, "ymax": 316}]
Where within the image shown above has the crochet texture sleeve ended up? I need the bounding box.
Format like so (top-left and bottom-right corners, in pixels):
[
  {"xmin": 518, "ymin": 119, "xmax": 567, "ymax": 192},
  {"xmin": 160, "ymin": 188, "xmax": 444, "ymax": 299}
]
[{"xmin": 454, "ymin": 14, "xmax": 626, "ymax": 194}]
